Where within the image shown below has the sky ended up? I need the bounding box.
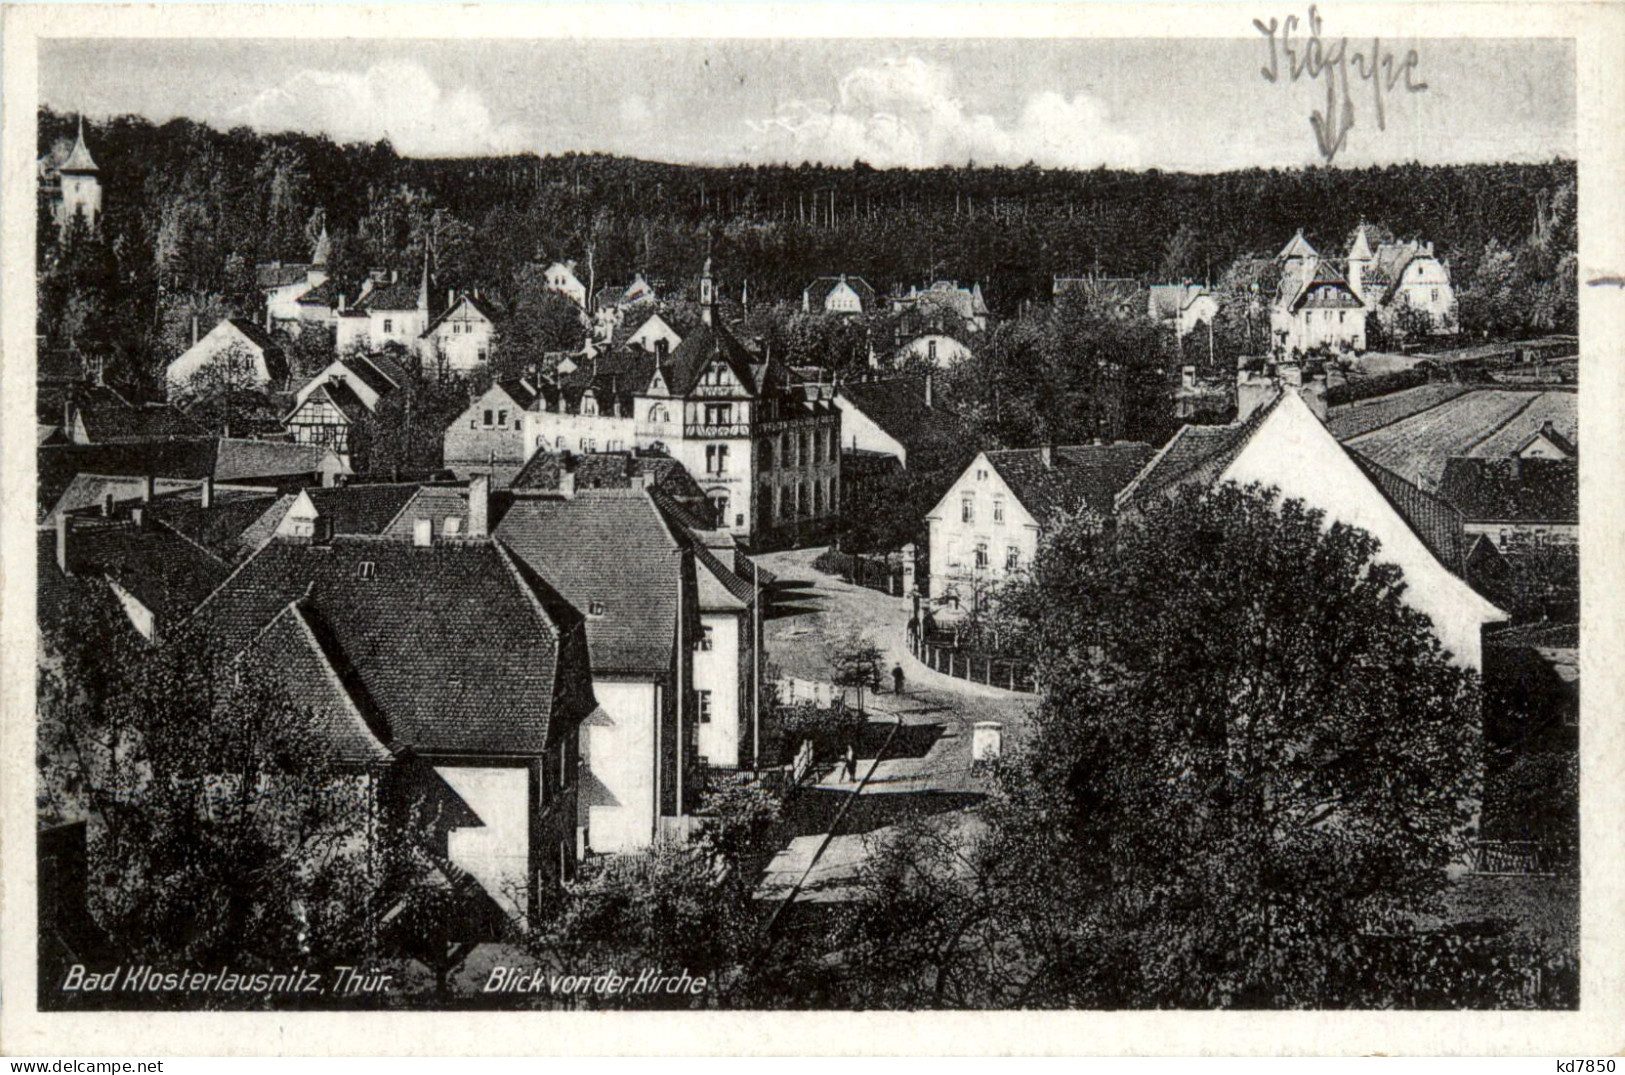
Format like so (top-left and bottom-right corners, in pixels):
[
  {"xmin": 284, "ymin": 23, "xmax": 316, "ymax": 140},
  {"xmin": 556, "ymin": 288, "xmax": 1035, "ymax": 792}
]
[{"xmin": 40, "ymin": 37, "xmax": 1575, "ymax": 172}]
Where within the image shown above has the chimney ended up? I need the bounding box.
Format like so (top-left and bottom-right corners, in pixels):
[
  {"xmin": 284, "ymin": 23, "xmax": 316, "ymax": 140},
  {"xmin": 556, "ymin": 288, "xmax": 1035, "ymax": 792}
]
[
  {"xmin": 200, "ymin": 475, "xmax": 214, "ymax": 509},
  {"xmin": 1279, "ymin": 362, "xmax": 1303, "ymax": 389},
  {"xmin": 142, "ymin": 474, "xmax": 156, "ymax": 503},
  {"xmin": 1181, "ymin": 365, "xmax": 1196, "ymax": 391},
  {"xmin": 55, "ymin": 514, "xmax": 71, "ymax": 575},
  {"xmin": 559, "ymin": 460, "xmax": 577, "ymax": 500},
  {"xmin": 641, "ymin": 470, "xmax": 656, "ymax": 490},
  {"xmin": 1541, "ymin": 419, "xmax": 1557, "ymax": 439},
  {"xmin": 191, "ymin": 315, "xmax": 200, "ymax": 347},
  {"xmin": 413, "ymin": 517, "xmax": 433, "ymax": 547},
  {"xmin": 468, "ymin": 474, "xmax": 490, "ymax": 538},
  {"xmin": 130, "ymin": 505, "xmax": 145, "ymax": 529},
  {"xmin": 1040, "ymin": 444, "xmax": 1054, "ymax": 469},
  {"xmin": 101, "ymin": 493, "xmax": 115, "ymax": 517},
  {"xmin": 63, "ymin": 395, "xmax": 75, "ymax": 438},
  {"xmin": 338, "ymin": 293, "xmax": 347, "ymax": 313},
  {"xmin": 924, "ymin": 372, "xmax": 934, "ymax": 408}
]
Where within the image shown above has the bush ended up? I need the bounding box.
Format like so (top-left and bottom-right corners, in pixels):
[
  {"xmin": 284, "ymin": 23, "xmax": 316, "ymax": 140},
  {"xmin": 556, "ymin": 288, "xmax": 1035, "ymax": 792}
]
[
  {"xmin": 773, "ymin": 699, "xmax": 864, "ymax": 760},
  {"xmin": 1324, "ymin": 367, "xmax": 1430, "ymax": 407}
]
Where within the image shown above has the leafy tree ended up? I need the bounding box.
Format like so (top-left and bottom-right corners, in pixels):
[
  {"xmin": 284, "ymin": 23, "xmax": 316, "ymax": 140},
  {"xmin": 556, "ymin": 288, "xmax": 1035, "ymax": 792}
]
[
  {"xmin": 826, "ymin": 630, "xmax": 885, "ymax": 711},
  {"xmin": 985, "ymin": 481, "xmax": 1484, "ymax": 1007},
  {"xmin": 174, "ymin": 341, "xmax": 270, "ymax": 436},
  {"xmin": 349, "ymin": 368, "xmax": 470, "ymax": 479}
]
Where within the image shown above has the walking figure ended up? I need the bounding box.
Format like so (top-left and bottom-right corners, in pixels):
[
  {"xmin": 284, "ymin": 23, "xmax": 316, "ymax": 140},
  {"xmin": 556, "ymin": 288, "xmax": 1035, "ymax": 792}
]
[
  {"xmin": 891, "ymin": 662, "xmax": 905, "ymax": 696},
  {"xmin": 842, "ymin": 743, "xmax": 858, "ymax": 783}
]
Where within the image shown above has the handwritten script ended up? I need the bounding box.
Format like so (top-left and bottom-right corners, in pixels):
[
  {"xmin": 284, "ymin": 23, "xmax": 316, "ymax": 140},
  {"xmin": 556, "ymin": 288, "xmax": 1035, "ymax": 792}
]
[{"xmin": 1255, "ymin": 7, "xmax": 1428, "ymax": 163}]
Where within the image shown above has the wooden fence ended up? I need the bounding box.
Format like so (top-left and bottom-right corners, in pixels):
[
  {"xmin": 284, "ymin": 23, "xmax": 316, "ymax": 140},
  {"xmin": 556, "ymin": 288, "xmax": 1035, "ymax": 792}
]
[
  {"xmin": 916, "ymin": 635, "xmax": 1038, "ymax": 694},
  {"xmin": 1474, "ymin": 839, "xmax": 1577, "ymax": 876}
]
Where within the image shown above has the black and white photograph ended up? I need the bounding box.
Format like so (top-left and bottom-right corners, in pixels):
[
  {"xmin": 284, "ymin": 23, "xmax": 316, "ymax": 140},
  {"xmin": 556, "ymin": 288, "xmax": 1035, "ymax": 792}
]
[{"xmin": 5, "ymin": 3, "xmax": 1616, "ymax": 1045}]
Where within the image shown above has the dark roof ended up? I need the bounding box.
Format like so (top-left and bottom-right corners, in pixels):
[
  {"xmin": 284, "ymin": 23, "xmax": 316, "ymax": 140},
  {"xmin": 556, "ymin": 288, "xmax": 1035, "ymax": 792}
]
[
  {"xmin": 1148, "ymin": 284, "xmax": 1210, "ymax": 320},
  {"xmin": 236, "ymin": 484, "xmax": 425, "ymax": 553},
  {"xmin": 985, "ymin": 443, "xmax": 1156, "ymax": 525},
  {"xmin": 46, "ymin": 517, "xmax": 231, "ymax": 627},
  {"xmin": 662, "ymin": 320, "xmax": 763, "ymax": 397},
  {"xmin": 241, "ymin": 601, "xmax": 394, "ymax": 765},
  {"xmin": 258, "ymin": 263, "xmax": 313, "ymax": 290},
  {"xmin": 495, "ymin": 489, "xmax": 681, "ymax": 677},
  {"xmin": 138, "ymin": 489, "xmax": 283, "ymax": 562},
  {"xmin": 294, "ymin": 279, "xmax": 341, "ymax": 307},
  {"xmin": 510, "ymin": 451, "xmax": 706, "ymax": 504},
  {"xmin": 293, "ymin": 380, "xmax": 369, "ymax": 425},
  {"xmin": 1515, "ymin": 424, "xmax": 1577, "ymax": 458},
  {"xmin": 352, "ymin": 278, "xmax": 423, "ymax": 313},
  {"xmin": 1348, "ymin": 451, "xmax": 1470, "ymax": 574},
  {"xmin": 221, "ymin": 319, "xmax": 290, "ymax": 385},
  {"xmin": 189, "ymin": 536, "xmax": 590, "ymax": 757},
  {"xmin": 838, "ymin": 375, "xmax": 966, "ymax": 456},
  {"xmin": 69, "ymin": 386, "xmax": 205, "ymax": 443},
  {"xmin": 1485, "ymin": 620, "xmax": 1579, "ymax": 651},
  {"xmin": 422, "ymin": 293, "xmax": 501, "ymax": 337},
  {"xmin": 1114, "ymin": 400, "xmax": 1279, "ymax": 509},
  {"xmin": 496, "ymin": 377, "xmax": 539, "ymax": 412},
  {"xmin": 805, "ymin": 275, "xmax": 879, "ymax": 311},
  {"xmin": 359, "ymin": 351, "xmax": 410, "ymax": 389},
  {"xmin": 1438, "ymin": 457, "xmax": 1578, "ymax": 524}
]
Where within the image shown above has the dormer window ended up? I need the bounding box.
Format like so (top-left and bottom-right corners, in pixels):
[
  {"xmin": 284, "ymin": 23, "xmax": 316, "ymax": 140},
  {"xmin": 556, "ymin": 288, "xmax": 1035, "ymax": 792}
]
[
  {"xmin": 587, "ymin": 600, "xmax": 606, "ymax": 618},
  {"xmin": 444, "ymin": 517, "xmax": 462, "ymax": 536},
  {"xmin": 357, "ymin": 562, "xmax": 376, "ymax": 580}
]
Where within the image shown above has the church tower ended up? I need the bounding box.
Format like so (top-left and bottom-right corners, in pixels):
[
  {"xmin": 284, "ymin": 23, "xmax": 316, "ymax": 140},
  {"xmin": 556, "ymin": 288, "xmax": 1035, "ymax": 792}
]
[{"xmin": 57, "ymin": 116, "xmax": 102, "ymax": 231}]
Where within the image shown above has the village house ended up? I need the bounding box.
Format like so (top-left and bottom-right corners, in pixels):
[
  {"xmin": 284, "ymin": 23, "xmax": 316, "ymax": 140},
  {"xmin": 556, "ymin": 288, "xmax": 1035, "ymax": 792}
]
[
  {"xmin": 187, "ymin": 509, "xmax": 596, "ymax": 922},
  {"xmin": 926, "ymin": 441, "xmax": 1155, "ymax": 607},
  {"xmin": 259, "ymin": 227, "xmax": 332, "ymax": 335},
  {"xmin": 443, "ymin": 378, "xmax": 542, "ymax": 485},
  {"xmin": 504, "ymin": 260, "xmax": 842, "ymax": 544},
  {"xmin": 591, "ymin": 273, "xmax": 658, "ymax": 338},
  {"xmin": 1348, "ymin": 226, "xmax": 1458, "ymax": 335},
  {"xmin": 1439, "ymin": 452, "xmax": 1578, "ymax": 551},
  {"xmin": 37, "ymin": 116, "xmax": 101, "ymax": 233},
  {"xmin": 1116, "ymin": 384, "xmax": 1506, "ymax": 670},
  {"xmin": 619, "ymin": 311, "xmax": 683, "ymax": 355},
  {"xmin": 1271, "ymin": 230, "xmax": 1368, "ymax": 356},
  {"xmin": 335, "ymin": 250, "xmax": 446, "ymax": 361},
  {"xmin": 282, "ymin": 353, "xmax": 406, "ymax": 465},
  {"xmin": 541, "ymin": 260, "xmax": 590, "ymax": 308},
  {"xmin": 59, "ymin": 384, "xmax": 203, "ymax": 445},
  {"xmin": 166, "ymin": 317, "xmax": 290, "ymax": 396},
  {"xmin": 422, "ymin": 292, "xmax": 500, "ymax": 377},
  {"xmin": 1147, "ymin": 283, "xmax": 1219, "ymax": 338},
  {"xmin": 834, "ymin": 372, "xmax": 964, "ymax": 468},
  {"xmin": 803, "ymin": 275, "xmax": 879, "ymax": 315},
  {"xmin": 892, "ymin": 280, "xmax": 991, "ymax": 334}
]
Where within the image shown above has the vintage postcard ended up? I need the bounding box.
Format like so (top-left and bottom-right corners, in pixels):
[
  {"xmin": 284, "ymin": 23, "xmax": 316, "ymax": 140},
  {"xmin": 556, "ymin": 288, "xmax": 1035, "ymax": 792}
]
[{"xmin": 2, "ymin": 1, "xmax": 1622, "ymax": 1056}]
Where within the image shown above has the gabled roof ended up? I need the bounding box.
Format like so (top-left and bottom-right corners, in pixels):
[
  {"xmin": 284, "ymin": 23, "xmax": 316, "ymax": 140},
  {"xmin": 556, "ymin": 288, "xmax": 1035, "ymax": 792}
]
[
  {"xmin": 495, "ymin": 377, "xmax": 539, "ymax": 412},
  {"xmin": 1438, "ymin": 457, "xmax": 1578, "ymax": 524},
  {"xmin": 189, "ymin": 536, "xmax": 589, "ymax": 757},
  {"xmin": 47, "ymin": 517, "xmax": 231, "ymax": 626},
  {"xmin": 139, "ymin": 488, "xmax": 283, "ymax": 562},
  {"xmin": 1280, "ymin": 257, "xmax": 1363, "ymax": 311},
  {"xmin": 242, "ymin": 601, "xmax": 394, "ymax": 765},
  {"xmin": 351, "ymin": 278, "xmax": 422, "ymax": 312},
  {"xmin": 224, "ymin": 317, "xmax": 284, "ymax": 356},
  {"xmin": 69, "ymin": 386, "xmax": 205, "ymax": 443},
  {"xmin": 1348, "ymin": 227, "xmax": 1375, "ymax": 262},
  {"xmin": 292, "ymin": 380, "xmax": 369, "ymax": 426},
  {"xmin": 1147, "ymin": 284, "xmax": 1211, "ymax": 321},
  {"xmin": 983, "ymin": 443, "xmax": 1157, "ymax": 525},
  {"xmin": 359, "ymin": 351, "xmax": 409, "ymax": 389},
  {"xmin": 235, "ymin": 483, "xmax": 426, "ymax": 553},
  {"xmin": 1513, "ymin": 424, "xmax": 1577, "ymax": 458},
  {"xmin": 328, "ymin": 355, "xmax": 398, "ymax": 401},
  {"xmin": 837, "ymin": 375, "xmax": 966, "ymax": 455},
  {"xmin": 1114, "ymin": 398, "xmax": 1281, "ymax": 510},
  {"xmin": 294, "ymin": 279, "xmax": 341, "ymax": 307},
  {"xmin": 662, "ymin": 320, "xmax": 762, "ymax": 397},
  {"xmin": 1277, "ymin": 230, "xmax": 1319, "ymax": 260},
  {"xmin": 805, "ymin": 275, "xmax": 879, "ymax": 311},
  {"xmin": 495, "ymin": 489, "xmax": 681, "ymax": 677},
  {"xmin": 1347, "ymin": 450, "xmax": 1470, "ymax": 574},
  {"xmin": 214, "ymin": 438, "xmax": 345, "ymax": 482},
  {"xmin": 422, "ymin": 293, "xmax": 501, "ymax": 337}
]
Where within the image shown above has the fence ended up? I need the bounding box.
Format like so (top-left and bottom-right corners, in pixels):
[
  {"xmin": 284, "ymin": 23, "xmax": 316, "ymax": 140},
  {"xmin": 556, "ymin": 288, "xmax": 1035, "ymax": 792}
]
[
  {"xmin": 1473, "ymin": 839, "xmax": 1577, "ymax": 876},
  {"xmin": 813, "ymin": 549, "xmax": 906, "ymax": 596},
  {"xmin": 915, "ymin": 635, "xmax": 1038, "ymax": 694}
]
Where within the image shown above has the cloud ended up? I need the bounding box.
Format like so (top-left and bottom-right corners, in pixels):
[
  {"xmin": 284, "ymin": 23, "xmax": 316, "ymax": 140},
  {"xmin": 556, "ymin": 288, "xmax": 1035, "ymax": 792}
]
[
  {"xmin": 746, "ymin": 55, "xmax": 1139, "ymax": 169},
  {"xmin": 234, "ymin": 61, "xmax": 526, "ymax": 157}
]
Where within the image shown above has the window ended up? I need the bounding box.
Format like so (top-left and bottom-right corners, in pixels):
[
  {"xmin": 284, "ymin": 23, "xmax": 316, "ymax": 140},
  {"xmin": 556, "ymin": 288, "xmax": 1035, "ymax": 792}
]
[
  {"xmin": 383, "ymin": 318, "xmax": 393, "ymax": 334},
  {"xmin": 483, "ymin": 408, "xmax": 495, "ymax": 427},
  {"xmin": 961, "ymin": 496, "xmax": 974, "ymax": 523},
  {"xmin": 587, "ymin": 600, "xmax": 605, "ymax": 617},
  {"xmin": 444, "ymin": 517, "xmax": 462, "ymax": 536},
  {"xmin": 477, "ymin": 344, "xmax": 488, "ymax": 362},
  {"xmin": 736, "ymin": 512, "xmax": 744, "ymax": 527},
  {"xmin": 357, "ymin": 561, "xmax": 376, "ymax": 580},
  {"xmin": 706, "ymin": 444, "xmax": 730, "ymax": 475},
  {"xmin": 974, "ymin": 544, "xmax": 988, "ymax": 570},
  {"xmin": 928, "ymin": 339, "xmax": 938, "ymax": 362},
  {"xmin": 581, "ymin": 397, "xmax": 598, "ymax": 416},
  {"xmin": 802, "ymin": 432, "xmax": 813, "ymax": 466},
  {"xmin": 759, "ymin": 439, "xmax": 774, "ymax": 470},
  {"xmin": 976, "ymin": 469, "xmax": 988, "ymax": 481},
  {"xmin": 1005, "ymin": 546, "xmax": 1021, "ymax": 572},
  {"xmin": 946, "ymin": 542, "xmax": 962, "ymax": 568},
  {"xmin": 1431, "ymin": 287, "xmax": 1441, "ymax": 303},
  {"xmin": 696, "ymin": 625, "xmax": 714, "ymax": 651},
  {"xmin": 497, "ymin": 409, "xmax": 509, "ymax": 428},
  {"xmin": 813, "ymin": 481, "xmax": 823, "ymax": 516},
  {"xmin": 709, "ymin": 491, "xmax": 729, "ymax": 524},
  {"xmin": 993, "ymin": 498, "xmax": 1005, "ymax": 525},
  {"xmin": 705, "ymin": 403, "xmax": 732, "ymax": 425},
  {"xmin": 649, "ymin": 403, "xmax": 669, "ymax": 424},
  {"xmin": 555, "ymin": 436, "xmax": 566, "ymax": 449},
  {"xmin": 796, "ymin": 483, "xmax": 806, "ymax": 516},
  {"xmin": 697, "ymin": 690, "xmax": 713, "ymax": 724}
]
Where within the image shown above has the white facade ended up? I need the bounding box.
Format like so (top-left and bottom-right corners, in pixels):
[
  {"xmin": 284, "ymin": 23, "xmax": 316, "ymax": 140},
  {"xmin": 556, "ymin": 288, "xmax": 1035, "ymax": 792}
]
[
  {"xmin": 625, "ymin": 313, "xmax": 683, "ymax": 354},
  {"xmin": 581, "ymin": 680, "xmax": 659, "ymax": 855},
  {"xmin": 834, "ymin": 391, "xmax": 907, "ymax": 464},
  {"xmin": 924, "ymin": 454, "xmax": 1041, "ymax": 603},
  {"xmin": 543, "ymin": 262, "xmax": 589, "ymax": 307},
  {"xmin": 693, "ymin": 612, "xmax": 741, "ymax": 768},
  {"xmin": 166, "ymin": 320, "xmax": 283, "ymax": 394},
  {"xmin": 898, "ymin": 334, "xmax": 973, "ymax": 368},
  {"xmin": 294, "ymin": 358, "xmax": 390, "ymax": 410},
  {"xmin": 425, "ymin": 296, "xmax": 496, "ymax": 375},
  {"xmin": 523, "ymin": 408, "xmax": 636, "ymax": 457},
  {"xmin": 434, "ymin": 765, "xmax": 532, "ymax": 921},
  {"xmin": 1221, "ymin": 391, "xmax": 1505, "ymax": 669}
]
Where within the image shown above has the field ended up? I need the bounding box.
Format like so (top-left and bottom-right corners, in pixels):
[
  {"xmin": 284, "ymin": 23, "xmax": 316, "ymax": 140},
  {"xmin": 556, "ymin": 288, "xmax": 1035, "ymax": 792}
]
[
  {"xmin": 1468, "ymin": 390, "xmax": 1578, "ymax": 457},
  {"xmin": 1326, "ymin": 383, "xmax": 1472, "ymax": 440},
  {"xmin": 1345, "ymin": 390, "xmax": 1560, "ymax": 489}
]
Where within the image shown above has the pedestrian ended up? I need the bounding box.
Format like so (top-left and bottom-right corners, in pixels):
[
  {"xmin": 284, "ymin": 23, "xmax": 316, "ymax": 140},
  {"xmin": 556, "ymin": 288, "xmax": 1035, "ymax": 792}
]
[
  {"xmin": 843, "ymin": 743, "xmax": 857, "ymax": 783},
  {"xmin": 892, "ymin": 662, "xmax": 905, "ymax": 696}
]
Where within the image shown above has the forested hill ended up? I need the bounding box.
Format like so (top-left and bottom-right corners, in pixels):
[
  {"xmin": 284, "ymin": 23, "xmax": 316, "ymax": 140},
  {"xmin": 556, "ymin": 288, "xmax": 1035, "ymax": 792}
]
[{"xmin": 39, "ymin": 105, "xmax": 1574, "ymax": 328}]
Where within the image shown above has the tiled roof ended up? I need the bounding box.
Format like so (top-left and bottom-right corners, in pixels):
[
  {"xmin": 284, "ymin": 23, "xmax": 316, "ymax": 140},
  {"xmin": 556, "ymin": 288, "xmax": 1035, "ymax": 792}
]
[
  {"xmin": 294, "ymin": 279, "xmax": 341, "ymax": 307},
  {"xmin": 496, "ymin": 377, "xmax": 539, "ymax": 412},
  {"xmin": 422, "ymin": 294, "xmax": 501, "ymax": 337},
  {"xmin": 69, "ymin": 386, "xmax": 205, "ymax": 443},
  {"xmin": 1438, "ymin": 457, "xmax": 1578, "ymax": 524},
  {"xmin": 353, "ymin": 278, "xmax": 423, "ymax": 313},
  {"xmin": 189, "ymin": 536, "xmax": 590, "ymax": 757},
  {"xmin": 1114, "ymin": 396, "xmax": 1283, "ymax": 509},
  {"xmin": 241, "ymin": 601, "xmax": 394, "ymax": 765},
  {"xmin": 47, "ymin": 517, "xmax": 231, "ymax": 626},
  {"xmin": 140, "ymin": 489, "xmax": 283, "ymax": 562},
  {"xmin": 359, "ymin": 351, "xmax": 410, "ymax": 389},
  {"xmin": 214, "ymin": 438, "xmax": 344, "ymax": 483},
  {"xmin": 221, "ymin": 319, "xmax": 290, "ymax": 385},
  {"xmin": 1277, "ymin": 230, "xmax": 1319, "ymax": 260},
  {"xmin": 495, "ymin": 489, "xmax": 681, "ymax": 677},
  {"xmin": 236, "ymin": 483, "xmax": 426, "ymax": 553},
  {"xmin": 40, "ymin": 438, "xmax": 337, "ymax": 519},
  {"xmin": 295, "ymin": 380, "xmax": 369, "ymax": 425},
  {"xmin": 258, "ymin": 263, "xmax": 313, "ymax": 290},
  {"xmin": 1148, "ymin": 284, "xmax": 1210, "ymax": 321},
  {"xmin": 662, "ymin": 320, "xmax": 762, "ymax": 397},
  {"xmin": 838, "ymin": 375, "xmax": 966, "ymax": 455},
  {"xmin": 986, "ymin": 443, "xmax": 1156, "ymax": 525},
  {"xmin": 1347, "ymin": 450, "xmax": 1470, "ymax": 574}
]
